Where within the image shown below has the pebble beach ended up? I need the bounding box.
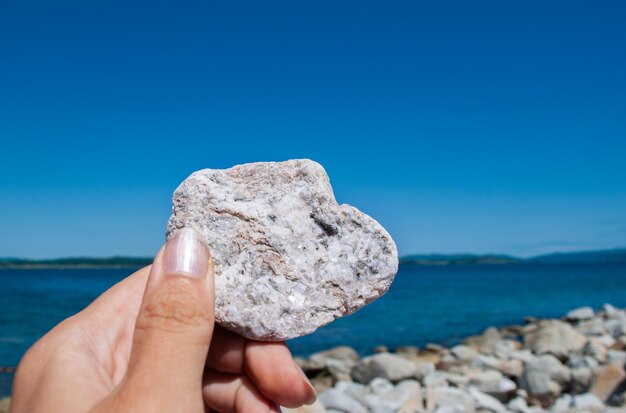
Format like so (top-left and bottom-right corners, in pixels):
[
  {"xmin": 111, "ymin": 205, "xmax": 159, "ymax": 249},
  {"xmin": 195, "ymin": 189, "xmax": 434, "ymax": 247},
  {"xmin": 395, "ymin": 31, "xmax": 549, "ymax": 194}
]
[{"xmin": 287, "ymin": 304, "xmax": 626, "ymax": 413}]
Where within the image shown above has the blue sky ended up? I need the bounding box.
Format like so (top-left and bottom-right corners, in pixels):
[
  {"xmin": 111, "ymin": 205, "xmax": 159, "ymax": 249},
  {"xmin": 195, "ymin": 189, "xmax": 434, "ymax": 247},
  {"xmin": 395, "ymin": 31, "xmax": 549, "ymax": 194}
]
[{"xmin": 1, "ymin": 0, "xmax": 625, "ymax": 259}]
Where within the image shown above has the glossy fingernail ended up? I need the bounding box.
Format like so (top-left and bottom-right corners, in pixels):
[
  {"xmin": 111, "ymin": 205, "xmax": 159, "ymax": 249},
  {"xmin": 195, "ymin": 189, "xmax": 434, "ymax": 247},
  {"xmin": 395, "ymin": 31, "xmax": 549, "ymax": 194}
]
[
  {"xmin": 162, "ymin": 228, "xmax": 210, "ymax": 278},
  {"xmin": 297, "ymin": 366, "xmax": 317, "ymax": 405}
]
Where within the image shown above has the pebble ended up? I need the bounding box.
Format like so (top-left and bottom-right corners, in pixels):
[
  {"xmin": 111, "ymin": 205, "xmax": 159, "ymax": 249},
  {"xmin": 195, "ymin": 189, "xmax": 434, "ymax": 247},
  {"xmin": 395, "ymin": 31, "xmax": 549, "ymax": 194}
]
[{"xmin": 167, "ymin": 159, "xmax": 398, "ymax": 340}]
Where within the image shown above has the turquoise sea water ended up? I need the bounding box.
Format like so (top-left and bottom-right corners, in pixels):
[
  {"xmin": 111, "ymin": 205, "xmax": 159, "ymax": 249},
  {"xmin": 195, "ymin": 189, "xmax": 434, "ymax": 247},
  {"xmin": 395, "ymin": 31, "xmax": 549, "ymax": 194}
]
[{"xmin": 2, "ymin": 263, "xmax": 626, "ymax": 396}]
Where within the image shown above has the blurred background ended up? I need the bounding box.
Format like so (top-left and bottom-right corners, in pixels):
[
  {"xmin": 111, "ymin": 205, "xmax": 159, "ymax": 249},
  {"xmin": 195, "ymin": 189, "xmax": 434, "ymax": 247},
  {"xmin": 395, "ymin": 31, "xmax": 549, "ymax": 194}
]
[{"xmin": 1, "ymin": 0, "xmax": 625, "ymax": 401}]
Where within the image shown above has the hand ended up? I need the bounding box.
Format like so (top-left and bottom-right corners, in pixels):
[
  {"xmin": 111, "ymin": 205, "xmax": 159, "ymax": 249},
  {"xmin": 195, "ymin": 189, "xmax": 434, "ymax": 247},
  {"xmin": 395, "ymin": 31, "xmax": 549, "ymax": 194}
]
[{"xmin": 10, "ymin": 229, "xmax": 316, "ymax": 412}]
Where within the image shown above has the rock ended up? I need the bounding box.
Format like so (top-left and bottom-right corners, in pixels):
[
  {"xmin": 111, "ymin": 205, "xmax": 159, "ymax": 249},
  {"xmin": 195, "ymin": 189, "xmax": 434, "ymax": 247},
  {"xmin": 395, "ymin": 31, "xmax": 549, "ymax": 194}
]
[
  {"xmin": 451, "ymin": 345, "xmax": 479, "ymax": 361},
  {"xmin": 551, "ymin": 394, "xmax": 572, "ymax": 412},
  {"xmin": 367, "ymin": 377, "xmax": 395, "ymax": 396},
  {"xmin": 167, "ymin": 159, "xmax": 398, "ymax": 340},
  {"xmin": 426, "ymin": 387, "xmax": 475, "ymax": 413},
  {"xmin": 604, "ymin": 304, "xmax": 623, "ymax": 319},
  {"xmin": 519, "ymin": 355, "xmax": 570, "ymax": 397},
  {"xmin": 379, "ymin": 380, "xmax": 423, "ymax": 413},
  {"xmin": 608, "ymin": 350, "xmax": 626, "ymax": 365},
  {"xmin": 568, "ymin": 355, "xmax": 600, "ymax": 372},
  {"xmin": 468, "ymin": 387, "xmax": 506, "ymax": 413},
  {"xmin": 492, "ymin": 340, "xmax": 522, "ymax": 359},
  {"xmin": 509, "ymin": 349, "xmax": 535, "ymax": 363},
  {"xmin": 310, "ymin": 346, "xmax": 360, "ymax": 364},
  {"xmin": 374, "ymin": 345, "xmax": 389, "ymax": 354},
  {"xmin": 319, "ymin": 388, "xmax": 367, "ymax": 413},
  {"xmin": 507, "ymin": 396, "xmax": 531, "ymax": 413},
  {"xmin": 465, "ymin": 328, "xmax": 502, "ymax": 355},
  {"xmin": 282, "ymin": 400, "xmax": 327, "ymax": 413},
  {"xmin": 524, "ymin": 320, "xmax": 587, "ymax": 360},
  {"xmin": 570, "ymin": 367, "xmax": 593, "ymax": 394},
  {"xmin": 423, "ymin": 372, "xmax": 449, "ymax": 389},
  {"xmin": 590, "ymin": 362, "xmax": 626, "ymax": 402},
  {"xmin": 413, "ymin": 361, "xmax": 436, "ymax": 380},
  {"xmin": 396, "ymin": 346, "xmax": 420, "ymax": 357},
  {"xmin": 613, "ymin": 335, "xmax": 626, "ymax": 350},
  {"xmin": 597, "ymin": 334, "xmax": 617, "ymax": 349},
  {"xmin": 566, "ymin": 306, "xmax": 595, "ymax": 321},
  {"xmin": 475, "ymin": 375, "xmax": 516, "ymax": 402},
  {"xmin": 475, "ymin": 355, "xmax": 524, "ymax": 378},
  {"xmin": 605, "ymin": 316, "xmax": 626, "ymax": 338},
  {"xmin": 352, "ymin": 353, "xmax": 418, "ymax": 384},
  {"xmin": 584, "ymin": 338, "xmax": 609, "ymax": 363},
  {"xmin": 308, "ymin": 346, "xmax": 360, "ymax": 382},
  {"xmin": 310, "ymin": 375, "xmax": 334, "ymax": 394},
  {"xmin": 335, "ymin": 381, "xmax": 368, "ymax": 404},
  {"xmin": 575, "ymin": 318, "xmax": 607, "ymax": 336},
  {"xmin": 572, "ymin": 393, "xmax": 604, "ymax": 410},
  {"xmin": 0, "ymin": 398, "xmax": 9, "ymax": 413},
  {"xmin": 424, "ymin": 371, "xmax": 470, "ymax": 388}
]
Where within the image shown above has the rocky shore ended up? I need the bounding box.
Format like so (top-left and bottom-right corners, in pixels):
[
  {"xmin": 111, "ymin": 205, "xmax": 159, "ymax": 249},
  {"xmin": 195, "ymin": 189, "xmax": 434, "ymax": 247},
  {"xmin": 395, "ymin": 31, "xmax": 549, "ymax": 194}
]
[
  {"xmin": 2, "ymin": 304, "xmax": 626, "ymax": 413},
  {"xmin": 287, "ymin": 304, "xmax": 626, "ymax": 413}
]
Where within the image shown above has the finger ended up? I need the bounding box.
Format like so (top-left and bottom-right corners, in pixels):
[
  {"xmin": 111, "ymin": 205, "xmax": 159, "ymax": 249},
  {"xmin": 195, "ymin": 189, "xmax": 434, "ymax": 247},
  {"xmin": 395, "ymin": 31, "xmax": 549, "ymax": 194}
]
[
  {"xmin": 205, "ymin": 328, "xmax": 316, "ymax": 407},
  {"xmin": 126, "ymin": 228, "xmax": 215, "ymax": 406},
  {"xmin": 206, "ymin": 326, "xmax": 247, "ymax": 373},
  {"xmin": 245, "ymin": 341, "xmax": 316, "ymax": 408},
  {"xmin": 202, "ymin": 370, "xmax": 279, "ymax": 413}
]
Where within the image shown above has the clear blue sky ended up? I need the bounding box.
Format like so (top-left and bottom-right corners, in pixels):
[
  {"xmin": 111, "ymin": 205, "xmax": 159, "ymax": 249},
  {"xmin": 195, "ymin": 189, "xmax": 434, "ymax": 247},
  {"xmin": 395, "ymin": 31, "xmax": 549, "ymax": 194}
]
[{"xmin": 1, "ymin": 0, "xmax": 625, "ymax": 259}]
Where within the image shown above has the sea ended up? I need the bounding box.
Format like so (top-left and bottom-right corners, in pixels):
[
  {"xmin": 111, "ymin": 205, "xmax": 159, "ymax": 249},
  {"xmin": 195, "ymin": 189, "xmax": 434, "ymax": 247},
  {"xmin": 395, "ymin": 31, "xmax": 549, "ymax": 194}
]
[{"xmin": 2, "ymin": 262, "xmax": 626, "ymax": 397}]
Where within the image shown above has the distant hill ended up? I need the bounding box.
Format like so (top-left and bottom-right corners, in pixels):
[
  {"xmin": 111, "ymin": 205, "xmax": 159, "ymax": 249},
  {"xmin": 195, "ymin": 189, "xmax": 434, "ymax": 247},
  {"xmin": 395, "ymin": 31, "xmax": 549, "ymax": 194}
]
[
  {"xmin": 400, "ymin": 248, "xmax": 626, "ymax": 266},
  {"xmin": 0, "ymin": 257, "xmax": 152, "ymax": 269},
  {"xmin": 529, "ymin": 248, "xmax": 626, "ymax": 264},
  {"xmin": 399, "ymin": 254, "xmax": 520, "ymax": 265}
]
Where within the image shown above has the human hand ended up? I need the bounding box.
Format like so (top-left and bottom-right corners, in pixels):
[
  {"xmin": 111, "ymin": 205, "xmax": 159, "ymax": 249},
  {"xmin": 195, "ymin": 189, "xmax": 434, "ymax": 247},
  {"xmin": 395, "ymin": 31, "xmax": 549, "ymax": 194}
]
[{"xmin": 11, "ymin": 228, "xmax": 316, "ymax": 412}]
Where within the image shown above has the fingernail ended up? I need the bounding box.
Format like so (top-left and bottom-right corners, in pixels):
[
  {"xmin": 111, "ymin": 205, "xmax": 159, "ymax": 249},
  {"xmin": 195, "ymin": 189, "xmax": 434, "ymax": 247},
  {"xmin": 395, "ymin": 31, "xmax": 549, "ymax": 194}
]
[
  {"xmin": 162, "ymin": 228, "xmax": 210, "ymax": 278},
  {"xmin": 297, "ymin": 366, "xmax": 317, "ymax": 405}
]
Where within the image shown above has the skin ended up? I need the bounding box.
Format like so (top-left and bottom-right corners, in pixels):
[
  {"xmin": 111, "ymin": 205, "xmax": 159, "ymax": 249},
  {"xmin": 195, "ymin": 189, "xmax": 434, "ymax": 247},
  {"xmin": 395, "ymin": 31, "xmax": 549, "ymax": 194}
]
[{"xmin": 10, "ymin": 232, "xmax": 316, "ymax": 413}]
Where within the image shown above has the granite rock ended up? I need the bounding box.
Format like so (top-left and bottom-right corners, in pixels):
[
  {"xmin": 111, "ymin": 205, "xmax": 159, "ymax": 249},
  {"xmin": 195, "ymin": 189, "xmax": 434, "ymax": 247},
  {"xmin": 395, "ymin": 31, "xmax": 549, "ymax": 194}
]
[{"xmin": 167, "ymin": 159, "xmax": 398, "ymax": 340}]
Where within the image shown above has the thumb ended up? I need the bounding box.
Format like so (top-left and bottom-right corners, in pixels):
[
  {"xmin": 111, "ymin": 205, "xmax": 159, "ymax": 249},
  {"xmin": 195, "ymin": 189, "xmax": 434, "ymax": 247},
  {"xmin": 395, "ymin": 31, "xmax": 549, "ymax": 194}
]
[{"xmin": 126, "ymin": 228, "xmax": 215, "ymax": 401}]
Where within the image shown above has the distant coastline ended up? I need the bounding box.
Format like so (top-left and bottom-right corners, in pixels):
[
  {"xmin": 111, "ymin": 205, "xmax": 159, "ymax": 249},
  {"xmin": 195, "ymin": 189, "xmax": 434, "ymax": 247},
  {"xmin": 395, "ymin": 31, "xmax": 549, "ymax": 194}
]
[
  {"xmin": 399, "ymin": 248, "xmax": 626, "ymax": 266},
  {"xmin": 2, "ymin": 248, "xmax": 625, "ymax": 269},
  {"xmin": 0, "ymin": 257, "xmax": 152, "ymax": 269}
]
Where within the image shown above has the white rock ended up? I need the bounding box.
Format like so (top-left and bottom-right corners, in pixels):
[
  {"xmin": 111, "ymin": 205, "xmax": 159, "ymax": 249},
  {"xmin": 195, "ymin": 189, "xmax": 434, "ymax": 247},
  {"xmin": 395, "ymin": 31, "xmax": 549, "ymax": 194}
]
[
  {"xmin": 352, "ymin": 353, "xmax": 418, "ymax": 384},
  {"xmin": 427, "ymin": 387, "xmax": 475, "ymax": 413},
  {"xmin": 524, "ymin": 320, "xmax": 587, "ymax": 360},
  {"xmin": 334, "ymin": 381, "xmax": 367, "ymax": 401},
  {"xmin": 520, "ymin": 355, "xmax": 570, "ymax": 396},
  {"xmin": 451, "ymin": 345, "xmax": 479, "ymax": 361},
  {"xmin": 572, "ymin": 393, "xmax": 604, "ymax": 410},
  {"xmin": 604, "ymin": 303, "xmax": 623, "ymax": 319},
  {"xmin": 424, "ymin": 371, "xmax": 470, "ymax": 388},
  {"xmin": 551, "ymin": 394, "xmax": 572, "ymax": 412},
  {"xmin": 570, "ymin": 367, "xmax": 593, "ymax": 394},
  {"xmin": 468, "ymin": 387, "xmax": 506, "ymax": 413},
  {"xmin": 368, "ymin": 377, "xmax": 394, "ymax": 396},
  {"xmin": 282, "ymin": 400, "xmax": 327, "ymax": 413},
  {"xmin": 605, "ymin": 316, "xmax": 626, "ymax": 338},
  {"xmin": 583, "ymin": 338, "xmax": 608, "ymax": 363},
  {"xmin": 167, "ymin": 159, "xmax": 398, "ymax": 340},
  {"xmin": 607, "ymin": 350, "xmax": 626, "ymax": 365},
  {"xmin": 575, "ymin": 318, "xmax": 607, "ymax": 336},
  {"xmin": 566, "ymin": 306, "xmax": 595, "ymax": 321},
  {"xmin": 507, "ymin": 396, "xmax": 531, "ymax": 413},
  {"xmin": 380, "ymin": 380, "xmax": 423, "ymax": 413},
  {"xmin": 319, "ymin": 389, "xmax": 367, "ymax": 413}
]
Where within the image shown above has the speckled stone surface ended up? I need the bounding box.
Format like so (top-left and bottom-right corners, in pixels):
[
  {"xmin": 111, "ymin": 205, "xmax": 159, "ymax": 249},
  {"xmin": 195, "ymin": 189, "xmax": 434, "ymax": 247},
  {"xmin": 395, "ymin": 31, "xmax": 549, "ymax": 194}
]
[{"xmin": 166, "ymin": 159, "xmax": 398, "ymax": 340}]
